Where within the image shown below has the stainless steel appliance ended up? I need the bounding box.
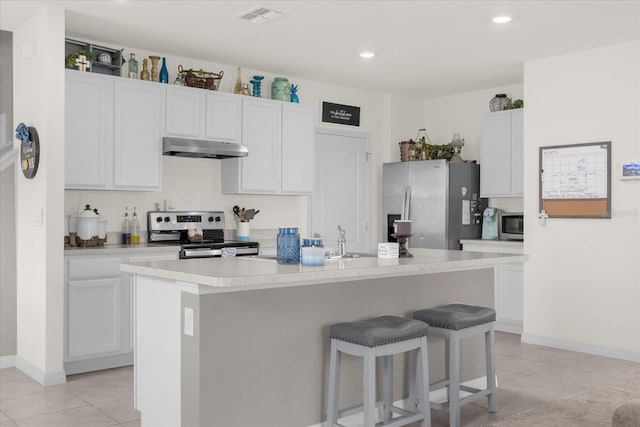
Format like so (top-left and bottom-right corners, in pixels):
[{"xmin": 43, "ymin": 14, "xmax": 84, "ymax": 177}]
[
  {"xmin": 382, "ymin": 160, "xmax": 483, "ymax": 250},
  {"xmin": 500, "ymin": 212, "xmax": 524, "ymax": 241},
  {"xmin": 162, "ymin": 137, "xmax": 248, "ymax": 159},
  {"xmin": 147, "ymin": 211, "xmax": 259, "ymax": 259}
]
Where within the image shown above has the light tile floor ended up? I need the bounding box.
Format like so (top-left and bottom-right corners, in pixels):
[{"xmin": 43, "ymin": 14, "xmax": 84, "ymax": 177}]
[{"xmin": 1, "ymin": 332, "xmax": 638, "ymax": 427}]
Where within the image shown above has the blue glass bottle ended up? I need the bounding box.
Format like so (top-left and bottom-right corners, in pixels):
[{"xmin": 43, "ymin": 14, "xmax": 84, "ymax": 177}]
[
  {"xmin": 159, "ymin": 57, "xmax": 169, "ymax": 84},
  {"xmin": 277, "ymin": 227, "xmax": 300, "ymax": 264}
]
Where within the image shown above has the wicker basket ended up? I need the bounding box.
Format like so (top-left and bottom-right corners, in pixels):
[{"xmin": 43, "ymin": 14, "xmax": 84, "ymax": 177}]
[{"xmin": 178, "ymin": 65, "xmax": 224, "ymax": 90}]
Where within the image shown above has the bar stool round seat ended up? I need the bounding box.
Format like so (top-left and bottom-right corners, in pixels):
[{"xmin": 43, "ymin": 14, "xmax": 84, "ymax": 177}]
[
  {"xmin": 413, "ymin": 304, "xmax": 497, "ymax": 427},
  {"xmin": 326, "ymin": 315, "xmax": 431, "ymax": 427}
]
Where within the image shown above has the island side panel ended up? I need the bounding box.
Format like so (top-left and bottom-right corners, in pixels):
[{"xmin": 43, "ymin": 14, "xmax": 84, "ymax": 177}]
[
  {"xmin": 135, "ymin": 275, "xmax": 182, "ymax": 427},
  {"xmin": 183, "ymin": 268, "xmax": 493, "ymax": 427}
]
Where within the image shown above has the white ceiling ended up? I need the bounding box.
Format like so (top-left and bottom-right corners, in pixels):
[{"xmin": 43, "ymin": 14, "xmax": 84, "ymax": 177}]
[{"xmin": 1, "ymin": 1, "xmax": 639, "ymax": 98}]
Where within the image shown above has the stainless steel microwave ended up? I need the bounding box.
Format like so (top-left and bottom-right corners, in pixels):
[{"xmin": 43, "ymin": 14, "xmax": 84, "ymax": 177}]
[{"xmin": 500, "ymin": 212, "xmax": 524, "ymax": 240}]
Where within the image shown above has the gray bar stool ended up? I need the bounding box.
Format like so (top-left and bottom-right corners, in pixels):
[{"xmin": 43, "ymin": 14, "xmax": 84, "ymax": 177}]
[
  {"xmin": 326, "ymin": 315, "xmax": 431, "ymax": 427},
  {"xmin": 413, "ymin": 304, "xmax": 496, "ymax": 427}
]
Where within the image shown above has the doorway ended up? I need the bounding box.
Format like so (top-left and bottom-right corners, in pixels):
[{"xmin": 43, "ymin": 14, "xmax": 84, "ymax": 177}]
[{"xmin": 310, "ymin": 128, "xmax": 372, "ymax": 253}]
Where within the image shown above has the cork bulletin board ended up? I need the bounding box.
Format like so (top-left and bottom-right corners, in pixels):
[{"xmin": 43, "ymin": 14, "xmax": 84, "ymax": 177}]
[{"xmin": 539, "ymin": 141, "xmax": 611, "ymax": 218}]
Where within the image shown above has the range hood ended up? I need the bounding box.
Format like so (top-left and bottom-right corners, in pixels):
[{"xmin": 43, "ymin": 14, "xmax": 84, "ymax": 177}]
[{"xmin": 162, "ymin": 137, "xmax": 248, "ymax": 159}]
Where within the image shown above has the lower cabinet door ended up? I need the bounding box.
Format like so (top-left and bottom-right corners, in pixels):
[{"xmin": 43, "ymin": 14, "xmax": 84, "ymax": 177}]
[
  {"xmin": 67, "ymin": 277, "xmax": 126, "ymax": 360},
  {"xmin": 495, "ymin": 262, "xmax": 524, "ymax": 333}
]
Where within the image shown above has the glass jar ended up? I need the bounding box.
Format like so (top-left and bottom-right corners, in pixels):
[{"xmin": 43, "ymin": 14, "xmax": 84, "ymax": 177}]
[
  {"xmin": 277, "ymin": 227, "xmax": 300, "ymax": 264},
  {"xmin": 271, "ymin": 77, "xmax": 291, "ymax": 101}
]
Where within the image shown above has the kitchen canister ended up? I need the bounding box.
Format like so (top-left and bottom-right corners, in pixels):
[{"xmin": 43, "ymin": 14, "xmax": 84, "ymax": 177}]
[
  {"xmin": 301, "ymin": 236, "xmax": 325, "ymax": 266},
  {"xmin": 271, "ymin": 77, "xmax": 291, "ymax": 101},
  {"xmin": 277, "ymin": 227, "xmax": 300, "ymax": 264},
  {"xmin": 237, "ymin": 222, "xmax": 250, "ymax": 242}
]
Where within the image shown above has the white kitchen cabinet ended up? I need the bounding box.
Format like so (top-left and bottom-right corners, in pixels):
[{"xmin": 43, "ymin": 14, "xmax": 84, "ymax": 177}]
[
  {"xmin": 65, "ymin": 255, "xmax": 131, "ymax": 374},
  {"xmin": 480, "ymin": 109, "xmax": 524, "ymax": 197},
  {"xmin": 221, "ymin": 99, "xmax": 314, "ymax": 195},
  {"xmin": 113, "ymin": 79, "xmax": 163, "ymax": 190},
  {"xmin": 65, "ymin": 70, "xmax": 112, "ymax": 189},
  {"xmin": 64, "ymin": 250, "xmax": 178, "ymax": 374},
  {"xmin": 461, "ymin": 240, "xmax": 523, "ymax": 334},
  {"xmin": 281, "ymin": 103, "xmax": 315, "ymax": 194},
  {"xmin": 164, "ymin": 85, "xmax": 242, "ymax": 143},
  {"xmin": 65, "ymin": 70, "xmax": 163, "ymax": 191}
]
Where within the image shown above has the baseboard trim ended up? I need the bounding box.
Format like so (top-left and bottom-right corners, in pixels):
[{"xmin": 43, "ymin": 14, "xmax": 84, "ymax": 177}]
[
  {"xmin": 306, "ymin": 376, "xmax": 492, "ymax": 427},
  {"xmin": 521, "ymin": 333, "xmax": 640, "ymax": 363},
  {"xmin": 495, "ymin": 320, "xmax": 523, "ymax": 335},
  {"xmin": 0, "ymin": 355, "xmax": 16, "ymax": 368},
  {"xmin": 15, "ymin": 356, "xmax": 66, "ymax": 385},
  {"xmin": 64, "ymin": 352, "xmax": 133, "ymax": 375}
]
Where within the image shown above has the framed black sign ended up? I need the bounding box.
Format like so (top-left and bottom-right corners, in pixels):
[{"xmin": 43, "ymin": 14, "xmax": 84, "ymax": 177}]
[{"xmin": 322, "ymin": 102, "xmax": 360, "ymax": 127}]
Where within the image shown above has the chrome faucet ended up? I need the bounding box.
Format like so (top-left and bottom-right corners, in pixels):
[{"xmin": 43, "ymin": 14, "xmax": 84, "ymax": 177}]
[{"xmin": 337, "ymin": 225, "xmax": 347, "ymax": 257}]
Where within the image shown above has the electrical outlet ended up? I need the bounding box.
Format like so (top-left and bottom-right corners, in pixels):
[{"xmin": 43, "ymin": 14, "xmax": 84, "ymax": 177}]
[{"xmin": 184, "ymin": 307, "xmax": 194, "ymax": 336}]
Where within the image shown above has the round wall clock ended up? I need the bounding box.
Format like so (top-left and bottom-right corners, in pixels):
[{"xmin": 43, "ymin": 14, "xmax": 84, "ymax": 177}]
[{"xmin": 18, "ymin": 126, "xmax": 40, "ymax": 179}]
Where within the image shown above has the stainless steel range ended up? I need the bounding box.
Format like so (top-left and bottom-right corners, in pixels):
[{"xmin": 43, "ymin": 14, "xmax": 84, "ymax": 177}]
[{"xmin": 147, "ymin": 211, "xmax": 259, "ymax": 259}]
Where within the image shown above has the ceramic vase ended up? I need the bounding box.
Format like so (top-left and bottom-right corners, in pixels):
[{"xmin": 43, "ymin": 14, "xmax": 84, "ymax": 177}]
[
  {"xmin": 149, "ymin": 56, "xmax": 160, "ymax": 81},
  {"xmin": 271, "ymin": 77, "xmax": 290, "ymax": 101}
]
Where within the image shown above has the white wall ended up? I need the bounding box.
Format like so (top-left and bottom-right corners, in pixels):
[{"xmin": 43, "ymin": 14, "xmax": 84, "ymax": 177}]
[
  {"xmin": 13, "ymin": 6, "xmax": 66, "ymax": 383},
  {"xmin": 522, "ymin": 41, "xmax": 640, "ymax": 361},
  {"xmin": 0, "ymin": 30, "xmax": 16, "ymax": 362},
  {"xmin": 64, "ymin": 42, "xmax": 389, "ymax": 244},
  {"xmin": 423, "ymin": 83, "xmax": 525, "ymax": 213}
]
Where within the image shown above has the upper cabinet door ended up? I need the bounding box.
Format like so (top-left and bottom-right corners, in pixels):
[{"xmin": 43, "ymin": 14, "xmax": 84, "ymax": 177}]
[
  {"xmin": 65, "ymin": 70, "xmax": 113, "ymax": 189},
  {"xmin": 240, "ymin": 98, "xmax": 282, "ymax": 193},
  {"xmin": 509, "ymin": 109, "xmax": 524, "ymax": 197},
  {"xmin": 113, "ymin": 80, "xmax": 163, "ymax": 190},
  {"xmin": 281, "ymin": 103, "xmax": 314, "ymax": 194},
  {"xmin": 480, "ymin": 111, "xmax": 513, "ymax": 197},
  {"xmin": 164, "ymin": 86, "xmax": 204, "ymax": 138},
  {"xmin": 205, "ymin": 92, "xmax": 242, "ymax": 143}
]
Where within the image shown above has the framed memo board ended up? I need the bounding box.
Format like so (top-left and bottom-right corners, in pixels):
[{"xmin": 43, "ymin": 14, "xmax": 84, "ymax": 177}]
[{"xmin": 539, "ymin": 141, "xmax": 611, "ymax": 218}]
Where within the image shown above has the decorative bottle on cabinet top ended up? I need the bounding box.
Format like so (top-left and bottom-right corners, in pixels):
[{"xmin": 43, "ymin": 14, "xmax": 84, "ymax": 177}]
[
  {"xmin": 159, "ymin": 57, "xmax": 169, "ymax": 83},
  {"xmin": 128, "ymin": 53, "xmax": 138, "ymax": 79},
  {"xmin": 140, "ymin": 58, "xmax": 150, "ymax": 81}
]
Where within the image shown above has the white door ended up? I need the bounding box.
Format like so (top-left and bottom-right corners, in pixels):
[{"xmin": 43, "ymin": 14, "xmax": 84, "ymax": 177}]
[{"xmin": 311, "ymin": 128, "xmax": 372, "ymax": 253}]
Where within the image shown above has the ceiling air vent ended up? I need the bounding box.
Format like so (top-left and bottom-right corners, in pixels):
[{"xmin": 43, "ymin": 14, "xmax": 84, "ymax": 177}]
[{"xmin": 235, "ymin": 5, "xmax": 285, "ymax": 24}]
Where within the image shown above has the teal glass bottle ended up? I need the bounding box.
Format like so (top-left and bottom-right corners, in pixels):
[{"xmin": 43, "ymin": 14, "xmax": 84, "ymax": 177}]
[{"xmin": 159, "ymin": 57, "xmax": 169, "ymax": 84}]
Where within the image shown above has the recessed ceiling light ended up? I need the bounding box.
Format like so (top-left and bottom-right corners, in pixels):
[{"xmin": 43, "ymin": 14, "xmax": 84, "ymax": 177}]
[
  {"xmin": 492, "ymin": 16, "xmax": 512, "ymax": 24},
  {"xmin": 359, "ymin": 52, "xmax": 375, "ymax": 59}
]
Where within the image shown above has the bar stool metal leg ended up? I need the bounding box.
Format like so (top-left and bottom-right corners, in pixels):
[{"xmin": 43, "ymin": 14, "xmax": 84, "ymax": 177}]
[
  {"xmin": 485, "ymin": 325, "xmax": 497, "ymax": 412},
  {"xmin": 363, "ymin": 349, "xmax": 376, "ymax": 426},
  {"xmin": 382, "ymin": 355, "xmax": 393, "ymax": 424},
  {"xmin": 448, "ymin": 330, "xmax": 461, "ymax": 427},
  {"xmin": 326, "ymin": 339, "xmax": 340, "ymax": 427}
]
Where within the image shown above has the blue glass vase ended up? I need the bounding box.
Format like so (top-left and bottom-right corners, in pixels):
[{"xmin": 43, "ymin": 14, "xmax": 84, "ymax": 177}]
[
  {"xmin": 159, "ymin": 57, "xmax": 169, "ymax": 84},
  {"xmin": 277, "ymin": 227, "xmax": 300, "ymax": 264}
]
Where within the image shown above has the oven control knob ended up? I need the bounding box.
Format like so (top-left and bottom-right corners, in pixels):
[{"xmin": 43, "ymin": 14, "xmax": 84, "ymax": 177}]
[
  {"xmin": 164, "ymin": 216, "xmax": 171, "ymax": 222},
  {"xmin": 155, "ymin": 217, "xmax": 163, "ymax": 223},
  {"xmin": 208, "ymin": 216, "xmax": 214, "ymax": 222},
  {"xmin": 214, "ymin": 216, "xmax": 221, "ymax": 222}
]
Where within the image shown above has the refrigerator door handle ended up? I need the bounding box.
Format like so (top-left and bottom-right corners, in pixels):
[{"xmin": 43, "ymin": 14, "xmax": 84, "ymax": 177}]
[{"xmin": 402, "ymin": 185, "xmax": 411, "ymax": 220}]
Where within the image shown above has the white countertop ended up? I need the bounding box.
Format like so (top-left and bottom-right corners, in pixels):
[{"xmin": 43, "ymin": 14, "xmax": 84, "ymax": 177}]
[
  {"xmin": 65, "ymin": 243, "xmax": 179, "ymax": 256},
  {"xmin": 121, "ymin": 248, "xmax": 526, "ymax": 294}
]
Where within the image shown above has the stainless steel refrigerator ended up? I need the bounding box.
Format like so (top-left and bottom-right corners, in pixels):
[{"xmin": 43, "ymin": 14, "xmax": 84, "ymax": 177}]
[{"xmin": 382, "ymin": 160, "xmax": 484, "ymax": 250}]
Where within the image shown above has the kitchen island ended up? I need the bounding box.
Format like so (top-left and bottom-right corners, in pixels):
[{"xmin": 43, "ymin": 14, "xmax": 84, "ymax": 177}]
[{"xmin": 121, "ymin": 248, "xmax": 526, "ymax": 427}]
